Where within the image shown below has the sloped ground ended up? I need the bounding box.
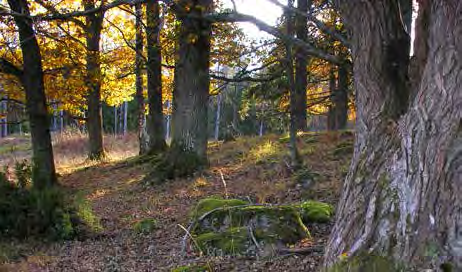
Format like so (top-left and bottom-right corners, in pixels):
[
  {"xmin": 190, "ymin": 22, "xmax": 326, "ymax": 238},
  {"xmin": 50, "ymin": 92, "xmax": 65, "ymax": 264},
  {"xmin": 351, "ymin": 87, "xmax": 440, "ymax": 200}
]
[{"xmin": 0, "ymin": 131, "xmax": 353, "ymax": 272}]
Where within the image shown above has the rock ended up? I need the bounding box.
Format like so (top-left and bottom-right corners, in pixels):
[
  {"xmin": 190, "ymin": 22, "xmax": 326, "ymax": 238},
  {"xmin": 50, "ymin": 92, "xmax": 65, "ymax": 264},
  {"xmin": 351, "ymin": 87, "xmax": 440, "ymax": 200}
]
[{"xmin": 189, "ymin": 198, "xmax": 332, "ymax": 256}]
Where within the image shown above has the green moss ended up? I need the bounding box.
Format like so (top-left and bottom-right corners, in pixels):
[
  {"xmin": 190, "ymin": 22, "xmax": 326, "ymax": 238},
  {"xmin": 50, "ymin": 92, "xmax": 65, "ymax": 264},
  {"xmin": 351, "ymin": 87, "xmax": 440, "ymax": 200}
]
[
  {"xmin": 171, "ymin": 264, "xmax": 210, "ymax": 272},
  {"xmin": 133, "ymin": 218, "xmax": 159, "ymax": 234},
  {"xmin": 328, "ymin": 254, "xmax": 407, "ymax": 272},
  {"xmin": 298, "ymin": 201, "xmax": 334, "ymax": 223},
  {"xmin": 74, "ymin": 193, "xmax": 103, "ymax": 232},
  {"xmin": 190, "ymin": 199, "xmax": 313, "ymax": 256},
  {"xmin": 196, "ymin": 227, "xmax": 249, "ymax": 254},
  {"xmin": 191, "ymin": 197, "xmax": 248, "ymax": 220}
]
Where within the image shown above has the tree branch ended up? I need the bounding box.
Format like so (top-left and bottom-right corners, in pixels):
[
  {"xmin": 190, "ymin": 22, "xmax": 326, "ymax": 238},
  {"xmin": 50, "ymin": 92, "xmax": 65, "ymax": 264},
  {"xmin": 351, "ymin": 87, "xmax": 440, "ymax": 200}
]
[
  {"xmin": 0, "ymin": 58, "xmax": 23, "ymax": 78},
  {"xmin": 204, "ymin": 12, "xmax": 341, "ymax": 64}
]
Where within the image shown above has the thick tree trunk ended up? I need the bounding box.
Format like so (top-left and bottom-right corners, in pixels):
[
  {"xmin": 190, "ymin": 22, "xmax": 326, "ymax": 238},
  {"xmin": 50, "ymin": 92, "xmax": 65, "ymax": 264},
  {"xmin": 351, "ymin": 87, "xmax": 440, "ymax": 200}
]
[
  {"xmin": 84, "ymin": 1, "xmax": 105, "ymax": 160},
  {"xmin": 171, "ymin": 0, "xmax": 212, "ymax": 161},
  {"xmin": 8, "ymin": 0, "xmax": 57, "ymax": 189},
  {"xmin": 294, "ymin": 0, "xmax": 310, "ymax": 131},
  {"xmin": 145, "ymin": 0, "xmax": 166, "ymax": 154},
  {"xmin": 326, "ymin": 1, "xmax": 462, "ymax": 269},
  {"xmin": 134, "ymin": 2, "xmax": 148, "ymax": 154},
  {"xmin": 327, "ymin": 64, "xmax": 349, "ymax": 131}
]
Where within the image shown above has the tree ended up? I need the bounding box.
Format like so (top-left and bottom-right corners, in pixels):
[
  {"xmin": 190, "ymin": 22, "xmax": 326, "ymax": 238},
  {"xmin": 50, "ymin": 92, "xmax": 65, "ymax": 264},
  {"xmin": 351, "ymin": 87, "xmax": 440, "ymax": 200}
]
[
  {"xmin": 134, "ymin": 2, "xmax": 147, "ymax": 154},
  {"xmin": 145, "ymin": 0, "xmax": 167, "ymax": 154},
  {"xmin": 285, "ymin": 0, "xmax": 301, "ymax": 168},
  {"xmin": 170, "ymin": 0, "xmax": 213, "ymax": 162},
  {"xmin": 5, "ymin": 0, "xmax": 57, "ymax": 189},
  {"xmin": 84, "ymin": 0, "xmax": 106, "ymax": 160},
  {"xmin": 326, "ymin": 1, "xmax": 461, "ymax": 269},
  {"xmin": 294, "ymin": 0, "xmax": 310, "ymax": 131}
]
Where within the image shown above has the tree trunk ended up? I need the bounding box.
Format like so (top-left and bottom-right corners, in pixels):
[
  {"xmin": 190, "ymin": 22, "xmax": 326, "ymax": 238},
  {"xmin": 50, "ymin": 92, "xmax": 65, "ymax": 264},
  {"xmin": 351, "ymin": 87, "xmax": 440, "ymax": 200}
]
[
  {"xmin": 8, "ymin": 0, "xmax": 57, "ymax": 189},
  {"xmin": 214, "ymin": 94, "xmax": 221, "ymax": 141},
  {"xmin": 134, "ymin": 2, "xmax": 148, "ymax": 154},
  {"xmin": 327, "ymin": 67, "xmax": 337, "ymax": 131},
  {"xmin": 171, "ymin": 0, "xmax": 212, "ymax": 161},
  {"xmin": 84, "ymin": 1, "xmax": 105, "ymax": 160},
  {"xmin": 326, "ymin": 1, "xmax": 462, "ymax": 270},
  {"xmin": 294, "ymin": 0, "xmax": 310, "ymax": 131},
  {"xmin": 328, "ymin": 64, "xmax": 349, "ymax": 131},
  {"xmin": 145, "ymin": 0, "xmax": 166, "ymax": 154},
  {"xmin": 285, "ymin": 0, "xmax": 301, "ymax": 169}
]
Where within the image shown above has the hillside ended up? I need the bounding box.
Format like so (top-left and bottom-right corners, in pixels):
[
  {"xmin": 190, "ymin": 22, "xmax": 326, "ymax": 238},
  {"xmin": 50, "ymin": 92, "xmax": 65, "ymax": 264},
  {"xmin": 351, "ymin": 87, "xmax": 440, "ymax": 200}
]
[{"xmin": 0, "ymin": 131, "xmax": 353, "ymax": 272}]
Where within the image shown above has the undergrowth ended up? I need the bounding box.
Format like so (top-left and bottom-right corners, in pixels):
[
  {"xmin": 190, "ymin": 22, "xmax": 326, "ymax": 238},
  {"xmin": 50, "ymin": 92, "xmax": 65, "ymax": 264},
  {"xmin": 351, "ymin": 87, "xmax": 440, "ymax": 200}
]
[{"xmin": 0, "ymin": 161, "xmax": 94, "ymax": 240}]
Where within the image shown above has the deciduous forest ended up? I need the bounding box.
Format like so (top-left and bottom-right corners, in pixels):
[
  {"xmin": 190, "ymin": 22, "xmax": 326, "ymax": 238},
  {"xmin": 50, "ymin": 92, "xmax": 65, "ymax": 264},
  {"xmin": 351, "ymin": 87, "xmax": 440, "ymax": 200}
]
[{"xmin": 0, "ymin": 0, "xmax": 460, "ymax": 271}]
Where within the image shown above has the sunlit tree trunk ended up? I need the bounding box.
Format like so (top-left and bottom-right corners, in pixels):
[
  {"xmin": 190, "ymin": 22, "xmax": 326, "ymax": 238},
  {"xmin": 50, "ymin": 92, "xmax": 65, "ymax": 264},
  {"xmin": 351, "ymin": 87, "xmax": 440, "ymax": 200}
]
[
  {"xmin": 134, "ymin": 2, "xmax": 148, "ymax": 154},
  {"xmin": 7, "ymin": 0, "xmax": 57, "ymax": 189},
  {"xmin": 326, "ymin": 1, "xmax": 461, "ymax": 269},
  {"xmin": 171, "ymin": 0, "xmax": 212, "ymax": 162},
  {"xmin": 145, "ymin": 0, "xmax": 166, "ymax": 154},
  {"xmin": 84, "ymin": 0, "xmax": 105, "ymax": 160}
]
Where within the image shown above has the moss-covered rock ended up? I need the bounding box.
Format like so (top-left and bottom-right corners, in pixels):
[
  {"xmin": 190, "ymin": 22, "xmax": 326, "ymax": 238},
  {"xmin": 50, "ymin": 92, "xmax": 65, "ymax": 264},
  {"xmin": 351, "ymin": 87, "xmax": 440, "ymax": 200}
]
[
  {"xmin": 298, "ymin": 201, "xmax": 334, "ymax": 223},
  {"xmin": 191, "ymin": 198, "xmax": 248, "ymax": 220},
  {"xmin": 190, "ymin": 198, "xmax": 326, "ymax": 256}
]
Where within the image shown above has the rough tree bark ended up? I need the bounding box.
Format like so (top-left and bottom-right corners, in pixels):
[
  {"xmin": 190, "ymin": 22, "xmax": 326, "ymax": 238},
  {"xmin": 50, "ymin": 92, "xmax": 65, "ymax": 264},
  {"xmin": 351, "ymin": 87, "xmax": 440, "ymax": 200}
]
[
  {"xmin": 84, "ymin": 0, "xmax": 105, "ymax": 160},
  {"xmin": 326, "ymin": 1, "xmax": 461, "ymax": 270},
  {"xmin": 171, "ymin": 0, "xmax": 212, "ymax": 162},
  {"xmin": 294, "ymin": 0, "xmax": 311, "ymax": 131},
  {"xmin": 134, "ymin": 2, "xmax": 148, "ymax": 154},
  {"xmin": 7, "ymin": 0, "xmax": 57, "ymax": 189},
  {"xmin": 145, "ymin": 0, "xmax": 166, "ymax": 154}
]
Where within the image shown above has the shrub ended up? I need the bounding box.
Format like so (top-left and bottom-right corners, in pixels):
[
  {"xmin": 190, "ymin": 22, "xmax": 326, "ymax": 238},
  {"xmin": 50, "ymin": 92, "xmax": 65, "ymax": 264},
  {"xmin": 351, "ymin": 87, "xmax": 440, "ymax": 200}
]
[{"xmin": 0, "ymin": 167, "xmax": 75, "ymax": 240}]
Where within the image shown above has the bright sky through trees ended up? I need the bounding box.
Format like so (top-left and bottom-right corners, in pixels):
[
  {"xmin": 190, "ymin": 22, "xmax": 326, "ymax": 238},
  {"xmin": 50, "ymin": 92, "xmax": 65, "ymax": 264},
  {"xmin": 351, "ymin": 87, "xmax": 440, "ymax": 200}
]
[{"xmin": 224, "ymin": 0, "xmax": 283, "ymax": 41}]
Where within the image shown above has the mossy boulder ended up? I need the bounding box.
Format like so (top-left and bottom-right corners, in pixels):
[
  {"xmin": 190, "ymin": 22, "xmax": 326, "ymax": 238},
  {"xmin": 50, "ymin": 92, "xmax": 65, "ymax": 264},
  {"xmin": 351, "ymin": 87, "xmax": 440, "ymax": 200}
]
[{"xmin": 190, "ymin": 198, "xmax": 333, "ymax": 256}]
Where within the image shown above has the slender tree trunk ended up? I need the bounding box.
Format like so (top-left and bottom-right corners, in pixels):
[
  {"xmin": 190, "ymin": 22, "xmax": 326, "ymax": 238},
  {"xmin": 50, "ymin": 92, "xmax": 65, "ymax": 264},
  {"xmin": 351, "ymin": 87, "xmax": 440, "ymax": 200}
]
[
  {"xmin": 165, "ymin": 100, "xmax": 171, "ymax": 139},
  {"xmin": 214, "ymin": 94, "xmax": 221, "ymax": 141},
  {"xmin": 285, "ymin": 0, "xmax": 301, "ymax": 169},
  {"xmin": 326, "ymin": 1, "xmax": 461, "ymax": 270},
  {"xmin": 8, "ymin": 0, "xmax": 56, "ymax": 189},
  {"xmin": 123, "ymin": 101, "xmax": 128, "ymax": 135},
  {"xmin": 84, "ymin": 1, "xmax": 105, "ymax": 160},
  {"xmin": 171, "ymin": 0, "xmax": 212, "ymax": 161},
  {"xmin": 294, "ymin": 0, "xmax": 310, "ymax": 131},
  {"xmin": 134, "ymin": 2, "xmax": 148, "ymax": 154},
  {"xmin": 327, "ymin": 67, "xmax": 337, "ymax": 131},
  {"xmin": 145, "ymin": 0, "xmax": 166, "ymax": 154}
]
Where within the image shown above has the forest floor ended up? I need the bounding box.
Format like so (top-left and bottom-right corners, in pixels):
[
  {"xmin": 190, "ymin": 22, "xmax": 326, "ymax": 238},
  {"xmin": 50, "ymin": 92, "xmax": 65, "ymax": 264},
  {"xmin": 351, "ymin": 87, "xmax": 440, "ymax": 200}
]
[{"xmin": 0, "ymin": 131, "xmax": 353, "ymax": 272}]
